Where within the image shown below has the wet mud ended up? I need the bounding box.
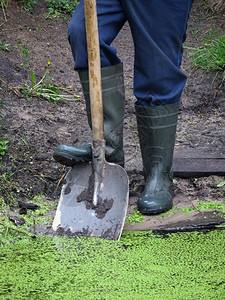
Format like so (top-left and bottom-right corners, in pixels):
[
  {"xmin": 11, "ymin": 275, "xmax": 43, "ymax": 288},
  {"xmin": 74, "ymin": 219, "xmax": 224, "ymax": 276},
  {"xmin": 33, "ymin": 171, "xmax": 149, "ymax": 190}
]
[{"xmin": 77, "ymin": 174, "xmax": 114, "ymax": 219}]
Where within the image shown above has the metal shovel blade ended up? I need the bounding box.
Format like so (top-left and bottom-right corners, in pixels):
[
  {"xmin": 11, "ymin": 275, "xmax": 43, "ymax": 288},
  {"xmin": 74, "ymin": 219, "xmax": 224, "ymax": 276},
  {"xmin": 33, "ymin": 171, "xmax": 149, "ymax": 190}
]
[
  {"xmin": 52, "ymin": 0, "xmax": 129, "ymax": 240},
  {"xmin": 52, "ymin": 160, "xmax": 129, "ymax": 240}
]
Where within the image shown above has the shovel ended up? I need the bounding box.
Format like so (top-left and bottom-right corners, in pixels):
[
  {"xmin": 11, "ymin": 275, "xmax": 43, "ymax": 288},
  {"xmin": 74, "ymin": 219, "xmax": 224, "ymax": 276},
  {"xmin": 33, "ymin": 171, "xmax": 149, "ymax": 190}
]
[{"xmin": 52, "ymin": 0, "xmax": 129, "ymax": 240}]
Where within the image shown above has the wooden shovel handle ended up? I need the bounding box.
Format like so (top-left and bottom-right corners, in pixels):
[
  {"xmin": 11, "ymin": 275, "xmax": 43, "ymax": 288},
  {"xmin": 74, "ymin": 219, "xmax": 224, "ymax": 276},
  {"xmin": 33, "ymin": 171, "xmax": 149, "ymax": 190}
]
[{"xmin": 84, "ymin": 0, "xmax": 104, "ymax": 141}]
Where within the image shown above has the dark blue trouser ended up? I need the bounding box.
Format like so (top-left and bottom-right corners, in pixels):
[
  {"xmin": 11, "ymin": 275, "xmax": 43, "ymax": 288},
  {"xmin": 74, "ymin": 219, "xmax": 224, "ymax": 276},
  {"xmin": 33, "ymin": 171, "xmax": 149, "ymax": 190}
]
[{"xmin": 68, "ymin": 0, "xmax": 193, "ymax": 106}]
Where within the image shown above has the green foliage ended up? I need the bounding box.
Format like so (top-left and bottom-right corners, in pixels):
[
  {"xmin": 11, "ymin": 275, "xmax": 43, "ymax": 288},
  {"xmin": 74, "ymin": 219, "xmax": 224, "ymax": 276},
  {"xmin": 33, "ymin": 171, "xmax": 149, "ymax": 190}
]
[
  {"xmin": 0, "ymin": 231, "xmax": 224, "ymax": 298},
  {"xmin": 217, "ymin": 179, "xmax": 225, "ymax": 188},
  {"xmin": 46, "ymin": 0, "xmax": 79, "ymax": 18},
  {"xmin": 0, "ymin": 40, "xmax": 10, "ymax": 51},
  {"xmin": 186, "ymin": 27, "xmax": 225, "ymax": 79},
  {"xmin": 1, "ymin": 0, "xmax": 8, "ymax": 10},
  {"xmin": 0, "ymin": 139, "xmax": 8, "ymax": 158},
  {"xmin": 19, "ymin": 43, "xmax": 29, "ymax": 59},
  {"xmin": 195, "ymin": 200, "xmax": 225, "ymax": 213},
  {"xmin": 20, "ymin": 194, "xmax": 55, "ymax": 231},
  {"xmin": 18, "ymin": 43, "xmax": 30, "ymax": 67},
  {"xmin": 0, "ymin": 97, "xmax": 5, "ymax": 108},
  {"xmin": 14, "ymin": 0, "xmax": 37, "ymax": 12},
  {"xmin": 0, "ymin": 99, "xmax": 8, "ymax": 162},
  {"xmin": 1, "ymin": 0, "xmax": 9, "ymax": 21},
  {"xmin": 12, "ymin": 0, "xmax": 80, "ymax": 15},
  {"xmin": 0, "ymin": 171, "xmax": 17, "ymax": 207},
  {"xmin": 160, "ymin": 200, "xmax": 225, "ymax": 218},
  {"xmin": 126, "ymin": 209, "xmax": 145, "ymax": 225},
  {"xmin": 16, "ymin": 62, "xmax": 81, "ymax": 104},
  {"xmin": 0, "ymin": 192, "xmax": 55, "ymax": 246}
]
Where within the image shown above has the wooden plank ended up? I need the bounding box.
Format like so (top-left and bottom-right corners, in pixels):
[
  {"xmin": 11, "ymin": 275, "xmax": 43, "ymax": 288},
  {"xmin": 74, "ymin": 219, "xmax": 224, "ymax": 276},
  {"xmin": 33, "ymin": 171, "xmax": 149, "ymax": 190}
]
[{"xmin": 173, "ymin": 147, "xmax": 225, "ymax": 177}]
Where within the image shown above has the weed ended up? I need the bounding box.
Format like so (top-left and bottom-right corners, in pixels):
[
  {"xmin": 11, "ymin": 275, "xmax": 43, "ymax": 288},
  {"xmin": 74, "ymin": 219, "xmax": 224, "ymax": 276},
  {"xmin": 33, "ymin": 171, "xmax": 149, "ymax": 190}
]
[
  {"xmin": 1, "ymin": 0, "xmax": 8, "ymax": 21},
  {"xmin": 185, "ymin": 27, "xmax": 225, "ymax": 79},
  {"xmin": 46, "ymin": 0, "xmax": 79, "ymax": 18},
  {"xmin": 21, "ymin": 47, "xmax": 29, "ymax": 58},
  {"xmin": 0, "ymin": 190, "xmax": 55, "ymax": 246},
  {"xmin": 0, "ymin": 97, "xmax": 5, "ymax": 109},
  {"xmin": 1, "ymin": 230, "xmax": 225, "ymax": 298},
  {"xmin": 15, "ymin": 61, "xmax": 81, "ymax": 104},
  {"xmin": 134, "ymin": 132, "xmax": 139, "ymax": 139},
  {"xmin": 126, "ymin": 209, "xmax": 145, "ymax": 225},
  {"xmin": 34, "ymin": 25, "xmax": 42, "ymax": 39},
  {"xmin": 160, "ymin": 200, "xmax": 225, "ymax": 218},
  {"xmin": 133, "ymin": 182, "xmax": 139, "ymax": 191},
  {"xmin": 195, "ymin": 201, "xmax": 225, "ymax": 214},
  {"xmin": 0, "ymin": 169, "xmax": 18, "ymax": 208},
  {"xmin": 0, "ymin": 40, "xmax": 10, "ymax": 51},
  {"xmin": 217, "ymin": 179, "xmax": 225, "ymax": 188},
  {"xmin": 0, "ymin": 140, "xmax": 8, "ymax": 158},
  {"xmin": 1, "ymin": 0, "xmax": 8, "ymax": 10},
  {"xmin": 14, "ymin": 0, "xmax": 37, "ymax": 12},
  {"xmin": 0, "ymin": 99, "xmax": 8, "ymax": 163},
  {"xmin": 21, "ymin": 194, "xmax": 55, "ymax": 231},
  {"xmin": 19, "ymin": 43, "xmax": 30, "ymax": 67}
]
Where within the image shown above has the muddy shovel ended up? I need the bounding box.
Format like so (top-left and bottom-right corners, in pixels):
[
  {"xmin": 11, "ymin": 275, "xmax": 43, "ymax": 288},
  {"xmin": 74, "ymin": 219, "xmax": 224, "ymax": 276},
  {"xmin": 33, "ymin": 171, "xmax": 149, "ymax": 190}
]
[{"xmin": 52, "ymin": 0, "xmax": 129, "ymax": 240}]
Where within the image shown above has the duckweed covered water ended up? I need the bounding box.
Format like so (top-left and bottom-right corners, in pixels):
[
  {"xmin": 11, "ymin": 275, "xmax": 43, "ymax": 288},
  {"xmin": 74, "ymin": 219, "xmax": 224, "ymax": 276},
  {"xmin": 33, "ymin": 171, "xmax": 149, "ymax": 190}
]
[{"xmin": 0, "ymin": 230, "xmax": 224, "ymax": 299}]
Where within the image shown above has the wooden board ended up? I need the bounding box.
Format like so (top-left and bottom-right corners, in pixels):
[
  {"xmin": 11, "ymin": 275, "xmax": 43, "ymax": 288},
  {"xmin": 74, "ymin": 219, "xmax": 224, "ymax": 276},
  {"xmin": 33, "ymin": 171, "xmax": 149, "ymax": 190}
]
[{"xmin": 173, "ymin": 147, "xmax": 225, "ymax": 178}]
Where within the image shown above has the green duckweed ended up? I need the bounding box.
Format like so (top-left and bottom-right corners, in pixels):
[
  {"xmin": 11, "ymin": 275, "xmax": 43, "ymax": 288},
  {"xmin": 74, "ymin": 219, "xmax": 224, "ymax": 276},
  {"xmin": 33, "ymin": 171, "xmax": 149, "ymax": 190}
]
[{"xmin": 0, "ymin": 230, "xmax": 224, "ymax": 299}]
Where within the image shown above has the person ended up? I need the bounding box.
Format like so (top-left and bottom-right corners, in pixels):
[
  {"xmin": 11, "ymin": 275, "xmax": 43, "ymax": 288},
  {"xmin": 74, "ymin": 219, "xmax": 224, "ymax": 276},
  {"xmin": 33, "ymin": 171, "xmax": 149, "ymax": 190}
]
[{"xmin": 53, "ymin": 0, "xmax": 194, "ymax": 215}]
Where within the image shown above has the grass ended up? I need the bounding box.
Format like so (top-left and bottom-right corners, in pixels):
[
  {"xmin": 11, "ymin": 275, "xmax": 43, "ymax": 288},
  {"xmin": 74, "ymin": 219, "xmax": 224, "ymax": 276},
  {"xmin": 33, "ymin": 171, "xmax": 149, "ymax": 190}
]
[
  {"xmin": 0, "ymin": 139, "xmax": 8, "ymax": 158},
  {"xmin": 0, "ymin": 192, "xmax": 55, "ymax": 245},
  {"xmin": 186, "ymin": 27, "xmax": 225, "ymax": 80},
  {"xmin": 160, "ymin": 201, "xmax": 225, "ymax": 218},
  {"xmin": 0, "ymin": 99, "xmax": 8, "ymax": 164},
  {"xmin": 0, "ymin": 230, "xmax": 224, "ymax": 299},
  {"xmin": 1, "ymin": 0, "xmax": 8, "ymax": 21},
  {"xmin": 14, "ymin": 0, "xmax": 37, "ymax": 12},
  {"xmin": 217, "ymin": 180, "xmax": 225, "ymax": 188},
  {"xmin": 0, "ymin": 41, "xmax": 10, "ymax": 51}
]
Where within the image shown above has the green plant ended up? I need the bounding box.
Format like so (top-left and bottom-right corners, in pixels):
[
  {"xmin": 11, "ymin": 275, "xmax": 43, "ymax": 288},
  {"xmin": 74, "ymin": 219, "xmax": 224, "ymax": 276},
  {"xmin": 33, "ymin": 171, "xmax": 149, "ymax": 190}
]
[
  {"xmin": 133, "ymin": 182, "xmax": 139, "ymax": 191},
  {"xmin": 14, "ymin": 0, "xmax": 37, "ymax": 12},
  {"xmin": 185, "ymin": 27, "xmax": 225, "ymax": 79},
  {"xmin": 0, "ymin": 97, "xmax": 5, "ymax": 108},
  {"xmin": 21, "ymin": 47, "xmax": 29, "ymax": 58},
  {"xmin": 126, "ymin": 209, "xmax": 145, "ymax": 225},
  {"xmin": 0, "ymin": 191, "xmax": 55, "ymax": 245},
  {"xmin": 1, "ymin": 0, "xmax": 8, "ymax": 21},
  {"xmin": 0, "ymin": 40, "xmax": 10, "ymax": 51},
  {"xmin": 160, "ymin": 200, "xmax": 225, "ymax": 218},
  {"xmin": 0, "ymin": 99, "xmax": 8, "ymax": 162},
  {"xmin": 16, "ymin": 61, "xmax": 81, "ymax": 104},
  {"xmin": 0, "ymin": 169, "xmax": 18, "ymax": 210},
  {"xmin": 195, "ymin": 201, "xmax": 225, "ymax": 213},
  {"xmin": 21, "ymin": 194, "xmax": 55, "ymax": 232},
  {"xmin": 0, "ymin": 231, "xmax": 225, "ymax": 298},
  {"xmin": 0, "ymin": 139, "xmax": 8, "ymax": 158},
  {"xmin": 46, "ymin": 0, "xmax": 79, "ymax": 18},
  {"xmin": 217, "ymin": 179, "xmax": 225, "ymax": 188},
  {"xmin": 19, "ymin": 43, "xmax": 30, "ymax": 66}
]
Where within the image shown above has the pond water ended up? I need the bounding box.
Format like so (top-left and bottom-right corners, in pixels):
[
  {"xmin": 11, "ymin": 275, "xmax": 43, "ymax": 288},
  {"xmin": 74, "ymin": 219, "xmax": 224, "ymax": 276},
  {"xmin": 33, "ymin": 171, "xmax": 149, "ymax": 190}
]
[{"xmin": 0, "ymin": 230, "xmax": 224, "ymax": 299}]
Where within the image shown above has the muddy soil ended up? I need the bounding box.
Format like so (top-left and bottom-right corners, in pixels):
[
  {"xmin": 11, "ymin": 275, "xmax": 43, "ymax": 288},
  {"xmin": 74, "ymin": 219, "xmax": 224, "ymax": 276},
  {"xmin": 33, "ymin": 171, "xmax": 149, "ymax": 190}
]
[{"xmin": 0, "ymin": 0, "xmax": 224, "ymax": 233}]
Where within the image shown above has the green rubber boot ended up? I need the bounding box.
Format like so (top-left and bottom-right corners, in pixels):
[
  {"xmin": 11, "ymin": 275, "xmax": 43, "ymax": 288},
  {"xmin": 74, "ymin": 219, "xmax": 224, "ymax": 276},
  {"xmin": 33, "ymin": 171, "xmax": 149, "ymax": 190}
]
[
  {"xmin": 53, "ymin": 63, "xmax": 125, "ymax": 167},
  {"xmin": 135, "ymin": 102, "xmax": 179, "ymax": 214}
]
